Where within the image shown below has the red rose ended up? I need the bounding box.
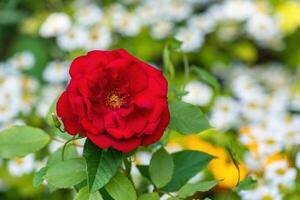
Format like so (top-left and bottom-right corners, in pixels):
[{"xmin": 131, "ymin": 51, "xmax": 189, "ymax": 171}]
[{"xmin": 56, "ymin": 49, "xmax": 170, "ymax": 152}]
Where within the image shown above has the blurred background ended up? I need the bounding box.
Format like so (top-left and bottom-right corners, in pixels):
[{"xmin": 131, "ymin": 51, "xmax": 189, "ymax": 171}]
[{"xmin": 1, "ymin": 0, "xmax": 300, "ymax": 199}]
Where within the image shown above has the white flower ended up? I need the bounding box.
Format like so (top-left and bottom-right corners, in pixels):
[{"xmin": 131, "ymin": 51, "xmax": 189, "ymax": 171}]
[
  {"xmin": 150, "ymin": 21, "xmax": 173, "ymax": 39},
  {"xmin": 112, "ymin": 12, "xmax": 141, "ymax": 36},
  {"xmin": 188, "ymin": 14, "xmax": 215, "ymax": 34},
  {"xmin": 175, "ymin": 27, "xmax": 204, "ymax": 52},
  {"xmin": 135, "ymin": 152, "xmax": 151, "ymax": 165},
  {"xmin": 182, "ymin": 80, "xmax": 213, "ymax": 106},
  {"xmin": 40, "ymin": 13, "xmax": 71, "ymax": 38},
  {"xmin": 43, "ymin": 60, "xmax": 69, "ymax": 83},
  {"xmin": 296, "ymin": 152, "xmax": 300, "ymax": 169},
  {"xmin": 8, "ymin": 154, "xmax": 35, "ymax": 176},
  {"xmin": 74, "ymin": 4, "xmax": 103, "ymax": 26},
  {"xmin": 265, "ymin": 160, "xmax": 296, "ymax": 188},
  {"xmin": 221, "ymin": 0, "xmax": 257, "ymax": 22},
  {"xmin": 166, "ymin": 0, "xmax": 192, "ymax": 21},
  {"xmin": 0, "ymin": 76, "xmax": 21, "ymax": 122},
  {"xmin": 84, "ymin": 27, "xmax": 112, "ymax": 50},
  {"xmin": 57, "ymin": 26, "xmax": 86, "ymax": 51},
  {"xmin": 9, "ymin": 51, "xmax": 35, "ymax": 70},
  {"xmin": 246, "ymin": 13, "xmax": 281, "ymax": 46},
  {"xmin": 239, "ymin": 185, "xmax": 282, "ymax": 200},
  {"xmin": 210, "ymin": 96, "xmax": 240, "ymax": 130}
]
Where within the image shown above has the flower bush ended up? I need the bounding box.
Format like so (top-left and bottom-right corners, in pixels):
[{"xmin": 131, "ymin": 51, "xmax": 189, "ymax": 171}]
[{"xmin": 0, "ymin": 0, "xmax": 300, "ymax": 200}]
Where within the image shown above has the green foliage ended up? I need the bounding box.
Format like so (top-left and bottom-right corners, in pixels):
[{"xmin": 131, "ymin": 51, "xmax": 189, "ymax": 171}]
[
  {"xmin": 0, "ymin": 126, "xmax": 50, "ymax": 158},
  {"xmin": 177, "ymin": 180, "xmax": 218, "ymax": 198},
  {"xmin": 163, "ymin": 150, "xmax": 213, "ymax": 192},
  {"xmin": 163, "ymin": 45, "xmax": 175, "ymax": 80},
  {"xmin": 74, "ymin": 186, "xmax": 103, "ymax": 200},
  {"xmin": 169, "ymin": 101, "xmax": 211, "ymax": 135},
  {"xmin": 45, "ymin": 158, "xmax": 87, "ymax": 188},
  {"xmin": 83, "ymin": 139, "xmax": 123, "ymax": 193},
  {"xmin": 138, "ymin": 193, "xmax": 160, "ymax": 200},
  {"xmin": 149, "ymin": 147, "xmax": 174, "ymax": 188},
  {"xmin": 233, "ymin": 177, "xmax": 257, "ymax": 192},
  {"xmin": 47, "ymin": 144, "xmax": 79, "ymax": 166},
  {"xmin": 136, "ymin": 165, "xmax": 151, "ymax": 181},
  {"xmin": 191, "ymin": 66, "xmax": 220, "ymax": 93},
  {"xmin": 105, "ymin": 172, "xmax": 137, "ymax": 200},
  {"xmin": 32, "ymin": 167, "xmax": 48, "ymax": 188}
]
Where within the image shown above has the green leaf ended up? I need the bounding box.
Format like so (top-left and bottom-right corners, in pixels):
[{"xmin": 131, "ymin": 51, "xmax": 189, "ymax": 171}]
[
  {"xmin": 169, "ymin": 101, "xmax": 211, "ymax": 135},
  {"xmin": 0, "ymin": 126, "xmax": 50, "ymax": 158},
  {"xmin": 138, "ymin": 193, "xmax": 160, "ymax": 200},
  {"xmin": 136, "ymin": 165, "xmax": 150, "ymax": 181},
  {"xmin": 149, "ymin": 147, "xmax": 174, "ymax": 188},
  {"xmin": 83, "ymin": 139, "xmax": 123, "ymax": 193},
  {"xmin": 233, "ymin": 177, "xmax": 257, "ymax": 192},
  {"xmin": 47, "ymin": 144, "xmax": 79, "ymax": 166},
  {"xmin": 192, "ymin": 66, "xmax": 220, "ymax": 92},
  {"xmin": 177, "ymin": 180, "xmax": 218, "ymax": 198},
  {"xmin": 74, "ymin": 186, "xmax": 103, "ymax": 200},
  {"xmin": 163, "ymin": 150, "xmax": 213, "ymax": 192},
  {"xmin": 32, "ymin": 167, "xmax": 48, "ymax": 188},
  {"xmin": 105, "ymin": 172, "xmax": 137, "ymax": 200},
  {"xmin": 45, "ymin": 158, "xmax": 87, "ymax": 188},
  {"xmin": 0, "ymin": 10, "xmax": 27, "ymax": 25},
  {"xmin": 163, "ymin": 46, "xmax": 175, "ymax": 80}
]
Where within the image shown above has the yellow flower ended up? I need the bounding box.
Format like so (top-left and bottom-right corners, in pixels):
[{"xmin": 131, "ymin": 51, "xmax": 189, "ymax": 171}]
[
  {"xmin": 276, "ymin": 1, "xmax": 300, "ymax": 34},
  {"xmin": 182, "ymin": 135, "xmax": 248, "ymax": 189}
]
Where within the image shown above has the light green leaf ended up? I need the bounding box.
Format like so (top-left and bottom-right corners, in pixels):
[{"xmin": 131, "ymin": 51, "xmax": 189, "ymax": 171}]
[
  {"xmin": 32, "ymin": 167, "xmax": 48, "ymax": 188},
  {"xmin": 163, "ymin": 46, "xmax": 175, "ymax": 80},
  {"xmin": 149, "ymin": 147, "xmax": 174, "ymax": 188},
  {"xmin": 192, "ymin": 66, "xmax": 220, "ymax": 92},
  {"xmin": 105, "ymin": 172, "xmax": 137, "ymax": 200},
  {"xmin": 163, "ymin": 150, "xmax": 213, "ymax": 192},
  {"xmin": 0, "ymin": 126, "xmax": 50, "ymax": 158},
  {"xmin": 74, "ymin": 186, "xmax": 103, "ymax": 200},
  {"xmin": 138, "ymin": 193, "xmax": 160, "ymax": 200},
  {"xmin": 233, "ymin": 177, "xmax": 257, "ymax": 192},
  {"xmin": 83, "ymin": 139, "xmax": 123, "ymax": 193},
  {"xmin": 47, "ymin": 144, "xmax": 79, "ymax": 166},
  {"xmin": 45, "ymin": 158, "xmax": 86, "ymax": 188},
  {"xmin": 177, "ymin": 180, "xmax": 218, "ymax": 198},
  {"xmin": 169, "ymin": 101, "xmax": 211, "ymax": 135}
]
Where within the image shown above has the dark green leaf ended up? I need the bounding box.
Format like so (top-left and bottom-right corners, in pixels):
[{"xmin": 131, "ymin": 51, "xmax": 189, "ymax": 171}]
[
  {"xmin": 0, "ymin": 126, "xmax": 50, "ymax": 158},
  {"xmin": 105, "ymin": 172, "xmax": 137, "ymax": 200},
  {"xmin": 163, "ymin": 150, "xmax": 213, "ymax": 192},
  {"xmin": 45, "ymin": 158, "xmax": 86, "ymax": 188},
  {"xmin": 169, "ymin": 101, "xmax": 211, "ymax": 135},
  {"xmin": 32, "ymin": 167, "xmax": 48, "ymax": 188},
  {"xmin": 233, "ymin": 177, "xmax": 257, "ymax": 192},
  {"xmin": 177, "ymin": 180, "xmax": 218, "ymax": 198},
  {"xmin": 136, "ymin": 165, "xmax": 151, "ymax": 181},
  {"xmin": 83, "ymin": 139, "xmax": 123, "ymax": 193},
  {"xmin": 149, "ymin": 147, "xmax": 174, "ymax": 188}
]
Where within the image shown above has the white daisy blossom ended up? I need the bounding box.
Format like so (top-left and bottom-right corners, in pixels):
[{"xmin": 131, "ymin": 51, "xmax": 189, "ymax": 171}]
[
  {"xmin": 239, "ymin": 185, "xmax": 282, "ymax": 200},
  {"xmin": 84, "ymin": 27, "xmax": 112, "ymax": 50},
  {"xmin": 39, "ymin": 13, "xmax": 71, "ymax": 38},
  {"xmin": 175, "ymin": 27, "xmax": 204, "ymax": 52},
  {"xmin": 135, "ymin": 152, "xmax": 151, "ymax": 165},
  {"xmin": 265, "ymin": 160, "xmax": 296, "ymax": 188},
  {"xmin": 57, "ymin": 26, "xmax": 86, "ymax": 51},
  {"xmin": 296, "ymin": 152, "xmax": 300, "ymax": 169},
  {"xmin": 112, "ymin": 11, "xmax": 141, "ymax": 36},
  {"xmin": 210, "ymin": 96, "xmax": 240, "ymax": 130},
  {"xmin": 8, "ymin": 154, "xmax": 35, "ymax": 176},
  {"xmin": 150, "ymin": 21, "xmax": 173, "ymax": 39},
  {"xmin": 74, "ymin": 4, "xmax": 103, "ymax": 26},
  {"xmin": 182, "ymin": 81, "xmax": 213, "ymax": 106},
  {"xmin": 187, "ymin": 14, "xmax": 215, "ymax": 34},
  {"xmin": 43, "ymin": 61, "xmax": 69, "ymax": 83},
  {"xmin": 221, "ymin": 0, "xmax": 257, "ymax": 22},
  {"xmin": 9, "ymin": 51, "xmax": 35, "ymax": 70},
  {"xmin": 0, "ymin": 76, "xmax": 21, "ymax": 123},
  {"xmin": 246, "ymin": 13, "xmax": 281, "ymax": 45}
]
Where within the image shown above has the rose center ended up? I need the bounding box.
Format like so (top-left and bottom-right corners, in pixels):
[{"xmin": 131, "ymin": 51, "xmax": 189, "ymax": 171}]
[{"xmin": 106, "ymin": 91, "xmax": 129, "ymax": 109}]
